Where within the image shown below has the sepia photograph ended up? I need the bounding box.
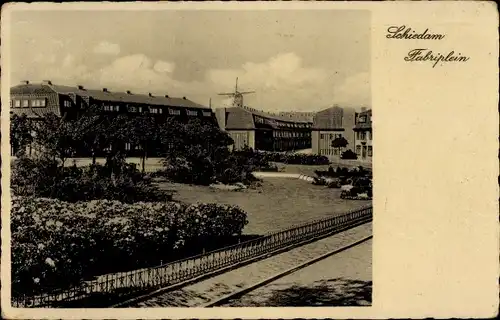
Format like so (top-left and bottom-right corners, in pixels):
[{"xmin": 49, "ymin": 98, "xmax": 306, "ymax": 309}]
[{"xmin": 6, "ymin": 6, "xmax": 372, "ymax": 309}]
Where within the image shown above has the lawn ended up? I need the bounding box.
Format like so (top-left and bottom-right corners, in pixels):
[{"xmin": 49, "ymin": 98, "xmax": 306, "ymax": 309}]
[{"xmin": 157, "ymin": 177, "xmax": 371, "ymax": 235}]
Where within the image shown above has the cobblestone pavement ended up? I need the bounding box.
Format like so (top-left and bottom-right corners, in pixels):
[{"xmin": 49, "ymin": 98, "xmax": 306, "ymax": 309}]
[
  {"xmin": 223, "ymin": 239, "xmax": 372, "ymax": 306},
  {"xmin": 132, "ymin": 222, "xmax": 372, "ymax": 307}
]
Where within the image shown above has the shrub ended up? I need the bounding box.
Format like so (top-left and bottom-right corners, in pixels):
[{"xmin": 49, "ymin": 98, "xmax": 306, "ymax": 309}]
[
  {"xmin": 314, "ymin": 166, "xmax": 371, "ymax": 179},
  {"xmin": 11, "ymin": 196, "xmax": 249, "ymax": 296},
  {"xmin": 11, "ymin": 156, "xmax": 170, "ymax": 203},
  {"xmin": 262, "ymin": 152, "xmax": 329, "ymax": 165},
  {"xmin": 341, "ymin": 149, "xmax": 358, "ymax": 160}
]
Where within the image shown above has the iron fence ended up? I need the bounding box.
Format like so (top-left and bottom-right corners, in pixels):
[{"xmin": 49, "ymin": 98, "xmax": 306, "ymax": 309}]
[{"xmin": 12, "ymin": 205, "xmax": 372, "ymax": 308}]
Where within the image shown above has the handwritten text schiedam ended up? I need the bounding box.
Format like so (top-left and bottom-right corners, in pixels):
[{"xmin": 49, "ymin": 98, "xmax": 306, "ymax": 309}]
[{"xmin": 386, "ymin": 25, "xmax": 470, "ymax": 68}]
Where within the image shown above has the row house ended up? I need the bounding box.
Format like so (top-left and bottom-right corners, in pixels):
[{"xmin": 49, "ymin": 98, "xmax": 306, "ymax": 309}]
[
  {"xmin": 10, "ymin": 80, "xmax": 216, "ymax": 157},
  {"xmin": 353, "ymin": 108, "xmax": 373, "ymax": 160},
  {"xmin": 215, "ymin": 106, "xmax": 313, "ymax": 152}
]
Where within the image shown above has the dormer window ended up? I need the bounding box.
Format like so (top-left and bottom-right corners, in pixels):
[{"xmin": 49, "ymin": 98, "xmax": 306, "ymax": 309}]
[{"xmin": 358, "ymin": 116, "xmax": 367, "ymax": 123}]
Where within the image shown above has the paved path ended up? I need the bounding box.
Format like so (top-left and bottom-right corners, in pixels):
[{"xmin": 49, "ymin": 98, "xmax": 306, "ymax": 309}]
[
  {"xmin": 223, "ymin": 239, "xmax": 372, "ymax": 307},
  {"xmin": 131, "ymin": 222, "xmax": 372, "ymax": 307}
]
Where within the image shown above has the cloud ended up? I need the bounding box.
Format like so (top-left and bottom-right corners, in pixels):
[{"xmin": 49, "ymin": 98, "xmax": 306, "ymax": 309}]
[
  {"xmin": 331, "ymin": 72, "xmax": 371, "ymax": 108},
  {"xmin": 206, "ymin": 52, "xmax": 357, "ymax": 111},
  {"xmin": 153, "ymin": 60, "xmax": 175, "ymax": 73},
  {"xmin": 62, "ymin": 54, "xmax": 75, "ymax": 68},
  {"xmin": 14, "ymin": 51, "xmax": 369, "ymax": 111},
  {"xmin": 93, "ymin": 41, "xmax": 121, "ymax": 56}
]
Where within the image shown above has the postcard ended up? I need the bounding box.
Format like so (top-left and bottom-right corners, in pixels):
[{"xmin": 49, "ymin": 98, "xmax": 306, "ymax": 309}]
[{"xmin": 1, "ymin": 1, "xmax": 498, "ymax": 319}]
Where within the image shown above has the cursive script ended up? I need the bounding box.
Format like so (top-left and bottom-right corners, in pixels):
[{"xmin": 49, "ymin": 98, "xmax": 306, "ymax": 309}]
[
  {"xmin": 386, "ymin": 25, "xmax": 445, "ymax": 40},
  {"xmin": 404, "ymin": 49, "xmax": 470, "ymax": 68}
]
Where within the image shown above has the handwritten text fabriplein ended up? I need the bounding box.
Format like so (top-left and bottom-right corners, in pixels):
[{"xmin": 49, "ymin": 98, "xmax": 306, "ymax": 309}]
[{"xmin": 386, "ymin": 25, "xmax": 470, "ymax": 68}]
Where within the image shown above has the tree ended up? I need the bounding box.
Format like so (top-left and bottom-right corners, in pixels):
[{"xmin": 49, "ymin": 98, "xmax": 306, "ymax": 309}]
[
  {"xmin": 160, "ymin": 118, "xmax": 234, "ymax": 185},
  {"xmin": 331, "ymin": 136, "xmax": 348, "ymax": 156},
  {"xmin": 129, "ymin": 115, "xmax": 158, "ymax": 173},
  {"xmin": 10, "ymin": 114, "xmax": 33, "ymax": 156},
  {"xmin": 31, "ymin": 113, "xmax": 78, "ymax": 168},
  {"xmin": 69, "ymin": 104, "xmax": 109, "ymax": 165}
]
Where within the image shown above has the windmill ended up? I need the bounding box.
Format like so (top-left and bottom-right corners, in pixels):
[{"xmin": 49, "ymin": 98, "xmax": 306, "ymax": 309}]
[{"xmin": 217, "ymin": 77, "xmax": 255, "ymax": 108}]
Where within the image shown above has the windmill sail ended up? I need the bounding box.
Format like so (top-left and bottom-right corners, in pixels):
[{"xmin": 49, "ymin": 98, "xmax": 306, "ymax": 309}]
[{"xmin": 217, "ymin": 78, "xmax": 255, "ymax": 108}]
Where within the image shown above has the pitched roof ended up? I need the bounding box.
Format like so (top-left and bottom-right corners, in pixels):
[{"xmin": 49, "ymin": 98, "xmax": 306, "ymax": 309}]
[
  {"xmin": 225, "ymin": 107, "xmax": 256, "ymax": 129},
  {"xmin": 11, "ymin": 83, "xmax": 210, "ymax": 109},
  {"xmin": 313, "ymin": 106, "xmax": 344, "ymax": 129},
  {"xmin": 240, "ymin": 106, "xmax": 312, "ymax": 124}
]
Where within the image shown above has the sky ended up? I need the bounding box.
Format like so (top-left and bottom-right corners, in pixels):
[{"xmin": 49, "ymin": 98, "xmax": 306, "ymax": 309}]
[{"xmin": 9, "ymin": 10, "xmax": 370, "ymax": 112}]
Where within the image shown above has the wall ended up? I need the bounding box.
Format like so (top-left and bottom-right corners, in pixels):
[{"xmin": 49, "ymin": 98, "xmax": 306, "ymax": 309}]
[
  {"xmin": 354, "ymin": 130, "xmax": 373, "ymax": 160},
  {"xmin": 342, "ymin": 107, "xmax": 357, "ymax": 150},
  {"xmin": 214, "ymin": 107, "xmax": 227, "ymax": 130},
  {"xmin": 314, "ymin": 130, "xmax": 347, "ymax": 157},
  {"xmin": 228, "ymin": 130, "xmax": 254, "ymax": 150}
]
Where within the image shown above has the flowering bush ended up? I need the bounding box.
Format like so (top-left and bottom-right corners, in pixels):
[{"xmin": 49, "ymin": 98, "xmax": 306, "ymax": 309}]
[{"xmin": 11, "ymin": 196, "xmax": 248, "ymax": 296}]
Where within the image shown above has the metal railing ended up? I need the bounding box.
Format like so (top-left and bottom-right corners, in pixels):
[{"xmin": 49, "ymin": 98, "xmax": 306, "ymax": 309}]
[{"xmin": 12, "ymin": 205, "xmax": 372, "ymax": 308}]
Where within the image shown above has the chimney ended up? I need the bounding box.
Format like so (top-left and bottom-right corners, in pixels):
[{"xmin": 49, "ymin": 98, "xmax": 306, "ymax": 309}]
[
  {"xmin": 102, "ymin": 88, "xmax": 108, "ymax": 92},
  {"xmin": 42, "ymin": 80, "xmax": 52, "ymax": 85},
  {"xmin": 21, "ymin": 80, "xmax": 29, "ymax": 85},
  {"xmin": 165, "ymin": 94, "xmax": 169, "ymax": 98},
  {"xmin": 77, "ymin": 85, "xmax": 85, "ymax": 90},
  {"xmin": 126, "ymin": 90, "xmax": 132, "ymax": 94},
  {"xmin": 149, "ymin": 93, "xmax": 153, "ymax": 97},
  {"xmin": 183, "ymin": 96, "xmax": 187, "ymax": 100}
]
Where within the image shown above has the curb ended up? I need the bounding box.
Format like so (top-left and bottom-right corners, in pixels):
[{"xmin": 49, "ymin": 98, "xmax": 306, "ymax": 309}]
[{"xmin": 297, "ymin": 174, "xmax": 315, "ymax": 182}]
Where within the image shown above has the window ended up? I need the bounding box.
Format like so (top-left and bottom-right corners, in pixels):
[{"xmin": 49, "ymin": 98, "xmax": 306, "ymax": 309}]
[
  {"xmin": 169, "ymin": 108, "xmax": 181, "ymax": 116},
  {"xmin": 150, "ymin": 107, "xmax": 158, "ymax": 114},
  {"xmin": 125, "ymin": 143, "xmax": 131, "ymax": 151},
  {"xmin": 358, "ymin": 116, "xmax": 367, "ymax": 123},
  {"xmin": 159, "ymin": 108, "xmax": 163, "ymax": 114},
  {"xmin": 115, "ymin": 105, "xmax": 120, "ymax": 112},
  {"xmin": 368, "ymin": 146, "xmax": 373, "ymax": 157},
  {"xmin": 356, "ymin": 145, "xmax": 361, "ymax": 155},
  {"xmin": 138, "ymin": 107, "xmax": 143, "ymax": 113},
  {"xmin": 64, "ymin": 101, "xmax": 71, "ymax": 108},
  {"xmin": 186, "ymin": 110, "xmax": 198, "ymax": 116},
  {"xmin": 22, "ymin": 100, "xmax": 29, "ymax": 108},
  {"xmin": 33, "ymin": 99, "xmax": 46, "ymax": 107},
  {"xmin": 357, "ymin": 132, "xmax": 366, "ymax": 140},
  {"xmin": 202, "ymin": 111, "xmax": 211, "ymax": 117},
  {"xmin": 368, "ymin": 131, "xmax": 372, "ymax": 140},
  {"xmin": 128, "ymin": 106, "xmax": 137, "ymax": 113}
]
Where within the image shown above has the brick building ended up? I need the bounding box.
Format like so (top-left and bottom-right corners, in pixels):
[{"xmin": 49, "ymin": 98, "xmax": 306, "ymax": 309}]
[
  {"xmin": 311, "ymin": 106, "xmax": 357, "ymax": 157},
  {"xmin": 215, "ymin": 105, "xmax": 313, "ymax": 152},
  {"xmin": 353, "ymin": 108, "xmax": 372, "ymax": 161},
  {"xmin": 10, "ymin": 80, "xmax": 216, "ymax": 156}
]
